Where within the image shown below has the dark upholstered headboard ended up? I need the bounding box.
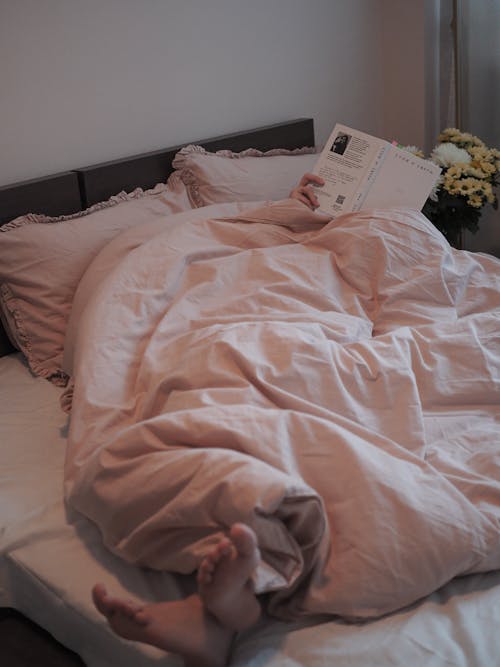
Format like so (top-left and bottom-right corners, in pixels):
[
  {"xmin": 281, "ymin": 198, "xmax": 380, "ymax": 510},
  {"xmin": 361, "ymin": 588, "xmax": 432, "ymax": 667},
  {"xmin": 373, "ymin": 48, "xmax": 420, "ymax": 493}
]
[
  {"xmin": 0, "ymin": 172, "xmax": 82, "ymax": 227},
  {"xmin": 0, "ymin": 118, "xmax": 315, "ymax": 357}
]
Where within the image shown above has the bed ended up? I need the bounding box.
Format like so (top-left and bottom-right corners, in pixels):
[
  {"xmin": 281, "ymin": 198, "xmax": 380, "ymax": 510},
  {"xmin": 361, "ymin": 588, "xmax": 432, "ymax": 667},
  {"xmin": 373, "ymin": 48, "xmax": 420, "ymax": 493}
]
[{"xmin": 1, "ymin": 117, "xmax": 499, "ymax": 667}]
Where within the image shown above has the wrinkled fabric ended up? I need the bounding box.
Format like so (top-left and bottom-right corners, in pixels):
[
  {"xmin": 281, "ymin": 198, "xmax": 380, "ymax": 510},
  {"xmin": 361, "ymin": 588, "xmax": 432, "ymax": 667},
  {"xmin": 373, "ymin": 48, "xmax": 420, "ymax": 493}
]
[{"xmin": 64, "ymin": 200, "xmax": 500, "ymax": 620}]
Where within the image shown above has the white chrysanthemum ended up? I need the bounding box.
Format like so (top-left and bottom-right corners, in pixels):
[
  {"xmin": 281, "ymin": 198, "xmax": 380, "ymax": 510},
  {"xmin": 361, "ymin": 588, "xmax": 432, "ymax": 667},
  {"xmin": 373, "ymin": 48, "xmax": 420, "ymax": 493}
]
[
  {"xmin": 428, "ymin": 175, "xmax": 443, "ymax": 201},
  {"xmin": 431, "ymin": 142, "xmax": 471, "ymax": 167}
]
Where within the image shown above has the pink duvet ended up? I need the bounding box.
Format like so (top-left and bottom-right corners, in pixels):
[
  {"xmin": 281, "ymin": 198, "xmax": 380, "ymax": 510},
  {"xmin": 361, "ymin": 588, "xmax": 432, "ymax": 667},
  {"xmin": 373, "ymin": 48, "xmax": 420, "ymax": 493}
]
[{"xmin": 64, "ymin": 200, "xmax": 500, "ymax": 620}]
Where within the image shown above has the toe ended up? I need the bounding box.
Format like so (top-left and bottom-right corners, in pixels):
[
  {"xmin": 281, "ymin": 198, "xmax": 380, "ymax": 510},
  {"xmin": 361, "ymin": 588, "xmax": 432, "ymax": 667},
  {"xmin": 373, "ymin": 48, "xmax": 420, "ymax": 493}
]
[
  {"xmin": 230, "ymin": 523, "xmax": 258, "ymax": 558},
  {"xmin": 204, "ymin": 556, "xmax": 217, "ymax": 572},
  {"xmin": 92, "ymin": 583, "xmax": 112, "ymax": 617},
  {"xmin": 200, "ymin": 557, "xmax": 215, "ymax": 575},
  {"xmin": 134, "ymin": 609, "xmax": 151, "ymax": 627},
  {"xmin": 197, "ymin": 565, "xmax": 213, "ymax": 586},
  {"xmin": 117, "ymin": 599, "xmax": 144, "ymax": 618},
  {"xmin": 214, "ymin": 538, "xmax": 232, "ymax": 561}
]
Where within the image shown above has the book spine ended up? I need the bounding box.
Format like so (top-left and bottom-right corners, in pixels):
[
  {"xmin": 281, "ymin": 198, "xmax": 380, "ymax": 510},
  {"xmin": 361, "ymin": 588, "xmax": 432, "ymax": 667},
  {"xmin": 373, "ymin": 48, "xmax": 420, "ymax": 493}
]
[{"xmin": 351, "ymin": 144, "xmax": 389, "ymax": 212}]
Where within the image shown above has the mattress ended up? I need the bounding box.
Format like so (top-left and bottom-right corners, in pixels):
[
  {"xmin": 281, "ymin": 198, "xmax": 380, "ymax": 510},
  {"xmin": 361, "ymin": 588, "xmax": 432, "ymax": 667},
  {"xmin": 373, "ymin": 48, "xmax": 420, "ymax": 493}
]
[{"xmin": 1, "ymin": 352, "xmax": 499, "ymax": 666}]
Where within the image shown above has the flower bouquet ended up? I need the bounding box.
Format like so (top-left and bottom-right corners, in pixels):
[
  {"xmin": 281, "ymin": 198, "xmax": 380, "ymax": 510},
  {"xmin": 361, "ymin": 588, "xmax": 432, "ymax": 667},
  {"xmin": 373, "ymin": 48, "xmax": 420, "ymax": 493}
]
[{"xmin": 410, "ymin": 129, "xmax": 499, "ymax": 248}]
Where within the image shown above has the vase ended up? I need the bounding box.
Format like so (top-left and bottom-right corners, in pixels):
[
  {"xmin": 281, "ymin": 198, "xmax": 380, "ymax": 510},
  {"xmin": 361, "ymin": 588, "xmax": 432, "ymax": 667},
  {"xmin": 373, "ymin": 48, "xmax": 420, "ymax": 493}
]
[
  {"xmin": 422, "ymin": 196, "xmax": 479, "ymax": 250},
  {"xmin": 442, "ymin": 226, "xmax": 464, "ymax": 250}
]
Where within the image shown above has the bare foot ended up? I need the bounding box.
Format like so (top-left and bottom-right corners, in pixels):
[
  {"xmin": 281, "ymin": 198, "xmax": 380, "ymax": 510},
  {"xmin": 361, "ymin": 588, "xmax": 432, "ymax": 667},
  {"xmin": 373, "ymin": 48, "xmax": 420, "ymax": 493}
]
[
  {"xmin": 92, "ymin": 583, "xmax": 232, "ymax": 667},
  {"xmin": 197, "ymin": 523, "xmax": 262, "ymax": 632}
]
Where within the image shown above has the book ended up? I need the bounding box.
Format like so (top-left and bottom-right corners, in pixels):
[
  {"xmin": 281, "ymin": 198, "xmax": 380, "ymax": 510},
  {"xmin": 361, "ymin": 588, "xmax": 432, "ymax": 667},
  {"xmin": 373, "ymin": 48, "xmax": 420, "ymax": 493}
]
[{"xmin": 311, "ymin": 123, "xmax": 441, "ymax": 217}]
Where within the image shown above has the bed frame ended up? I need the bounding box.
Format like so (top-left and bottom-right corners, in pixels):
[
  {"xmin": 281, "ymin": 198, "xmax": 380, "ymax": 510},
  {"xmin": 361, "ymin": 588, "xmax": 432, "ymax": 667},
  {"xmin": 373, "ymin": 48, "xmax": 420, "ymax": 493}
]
[
  {"xmin": 0, "ymin": 116, "xmax": 315, "ymax": 666},
  {"xmin": 0, "ymin": 117, "xmax": 315, "ymax": 357}
]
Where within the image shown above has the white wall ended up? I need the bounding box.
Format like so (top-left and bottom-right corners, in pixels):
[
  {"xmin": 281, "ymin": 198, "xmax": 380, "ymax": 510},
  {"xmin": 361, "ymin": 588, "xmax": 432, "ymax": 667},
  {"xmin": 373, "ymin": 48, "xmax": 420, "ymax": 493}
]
[
  {"xmin": 0, "ymin": 0, "xmax": 390, "ymax": 186},
  {"xmin": 10, "ymin": 1, "xmax": 490, "ymax": 252}
]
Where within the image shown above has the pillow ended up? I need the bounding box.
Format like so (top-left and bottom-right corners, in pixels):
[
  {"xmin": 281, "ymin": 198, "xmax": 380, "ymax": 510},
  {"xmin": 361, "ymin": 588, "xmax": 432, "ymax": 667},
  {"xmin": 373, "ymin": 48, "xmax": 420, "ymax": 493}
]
[
  {"xmin": 172, "ymin": 145, "xmax": 318, "ymax": 208},
  {"xmin": 0, "ymin": 180, "xmax": 192, "ymax": 385}
]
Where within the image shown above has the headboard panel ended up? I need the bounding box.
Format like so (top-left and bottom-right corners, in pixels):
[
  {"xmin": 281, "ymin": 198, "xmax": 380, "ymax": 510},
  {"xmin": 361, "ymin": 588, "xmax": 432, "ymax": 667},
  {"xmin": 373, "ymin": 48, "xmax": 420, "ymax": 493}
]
[
  {"xmin": 0, "ymin": 172, "xmax": 81, "ymax": 227},
  {"xmin": 0, "ymin": 117, "xmax": 315, "ymax": 359}
]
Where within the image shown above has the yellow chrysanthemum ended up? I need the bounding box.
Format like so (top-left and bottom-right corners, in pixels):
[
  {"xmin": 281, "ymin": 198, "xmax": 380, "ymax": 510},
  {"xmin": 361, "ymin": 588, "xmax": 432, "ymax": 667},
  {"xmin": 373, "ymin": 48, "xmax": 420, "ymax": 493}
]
[
  {"xmin": 467, "ymin": 194, "xmax": 483, "ymax": 208},
  {"xmin": 446, "ymin": 164, "xmax": 465, "ymax": 179},
  {"xmin": 480, "ymin": 161, "xmax": 496, "ymax": 175},
  {"xmin": 469, "ymin": 135, "xmax": 486, "ymax": 148},
  {"xmin": 469, "ymin": 146, "xmax": 491, "ymax": 161},
  {"xmin": 439, "ymin": 127, "xmax": 461, "ymax": 141},
  {"xmin": 467, "ymin": 166, "xmax": 487, "ymax": 179},
  {"xmin": 440, "ymin": 129, "xmax": 486, "ymax": 151},
  {"xmin": 443, "ymin": 179, "xmax": 461, "ymax": 195},
  {"xmin": 450, "ymin": 178, "xmax": 484, "ymax": 197},
  {"xmin": 425, "ymin": 128, "xmax": 497, "ymax": 228},
  {"xmin": 481, "ymin": 182, "xmax": 496, "ymax": 204}
]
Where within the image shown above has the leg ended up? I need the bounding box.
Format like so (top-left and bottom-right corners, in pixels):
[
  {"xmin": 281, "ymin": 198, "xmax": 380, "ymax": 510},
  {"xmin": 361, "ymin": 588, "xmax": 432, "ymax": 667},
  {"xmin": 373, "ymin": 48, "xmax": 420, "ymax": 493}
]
[
  {"xmin": 92, "ymin": 523, "xmax": 262, "ymax": 665},
  {"xmin": 197, "ymin": 523, "xmax": 262, "ymax": 631},
  {"xmin": 92, "ymin": 584, "xmax": 232, "ymax": 667}
]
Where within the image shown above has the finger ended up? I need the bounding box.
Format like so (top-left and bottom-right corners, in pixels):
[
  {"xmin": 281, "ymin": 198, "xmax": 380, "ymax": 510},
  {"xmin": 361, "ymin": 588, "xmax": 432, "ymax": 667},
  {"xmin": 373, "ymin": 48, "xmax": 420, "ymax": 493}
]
[
  {"xmin": 299, "ymin": 172, "xmax": 325, "ymax": 188},
  {"xmin": 302, "ymin": 186, "xmax": 320, "ymax": 209},
  {"xmin": 289, "ymin": 186, "xmax": 321, "ymax": 210},
  {"xmin": 299, "ymin": 172, "xmax": 314, "ymax": 186}
]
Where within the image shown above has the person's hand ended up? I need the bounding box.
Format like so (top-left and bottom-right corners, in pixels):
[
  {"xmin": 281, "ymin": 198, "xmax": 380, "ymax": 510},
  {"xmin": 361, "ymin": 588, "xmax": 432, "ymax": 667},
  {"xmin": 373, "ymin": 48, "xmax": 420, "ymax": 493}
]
[{"xmin": 289, "ymin": 173, "xmax": 325, "ymax": 210}]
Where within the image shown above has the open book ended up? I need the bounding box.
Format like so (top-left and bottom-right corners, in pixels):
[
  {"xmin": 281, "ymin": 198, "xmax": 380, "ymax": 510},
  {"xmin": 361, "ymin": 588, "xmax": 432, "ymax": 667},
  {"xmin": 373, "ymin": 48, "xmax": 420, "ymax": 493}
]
[{"xmin": 312, "ymin": 123, "xmax": 441, "ymax": 217}]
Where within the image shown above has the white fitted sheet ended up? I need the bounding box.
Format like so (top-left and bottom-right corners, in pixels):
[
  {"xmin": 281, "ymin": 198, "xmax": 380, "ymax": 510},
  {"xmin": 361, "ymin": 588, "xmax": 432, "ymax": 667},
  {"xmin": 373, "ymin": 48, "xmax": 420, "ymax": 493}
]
[{"xmin": 1, "ymin": 353, "xmax": 499, "ymax": 667}]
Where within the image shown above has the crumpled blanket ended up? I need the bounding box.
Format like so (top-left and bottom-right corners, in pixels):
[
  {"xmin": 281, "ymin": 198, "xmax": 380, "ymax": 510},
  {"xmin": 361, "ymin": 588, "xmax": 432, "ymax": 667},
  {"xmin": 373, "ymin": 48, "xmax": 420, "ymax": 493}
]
[{"xmin": 64, "ymin": 199, "xmax": 500, "ymax": 620}]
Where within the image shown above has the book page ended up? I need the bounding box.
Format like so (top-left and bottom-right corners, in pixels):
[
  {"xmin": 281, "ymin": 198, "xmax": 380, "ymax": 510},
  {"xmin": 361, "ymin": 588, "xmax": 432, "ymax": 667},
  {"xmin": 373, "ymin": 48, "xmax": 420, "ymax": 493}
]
[
  {"xmin": 312, "ymin": 124, "xmax": 387, "ymax": 217},
  {"xmin": 361, "ymin": 144, "xmax": 441, "ymax": 211}
]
